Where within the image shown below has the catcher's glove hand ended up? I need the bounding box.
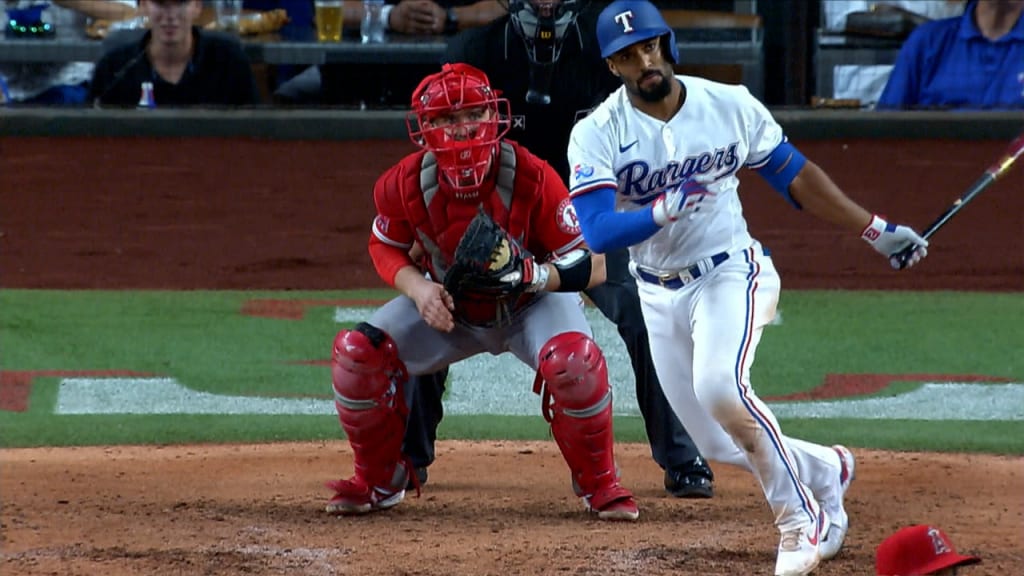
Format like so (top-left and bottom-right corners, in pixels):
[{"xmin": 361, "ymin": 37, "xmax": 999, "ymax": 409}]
[{"xmin": 443, "ymin": 206, "xmax": 547, "ymax": 299}]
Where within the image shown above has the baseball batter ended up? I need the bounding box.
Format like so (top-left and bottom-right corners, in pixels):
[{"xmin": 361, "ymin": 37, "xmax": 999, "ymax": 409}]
[
  {"xmin": 567, "ymin": 2, "xmax": 929, "ymax": 575},
  {"xmin": 325, "ymin": 63, "xmax": 638, "ymax": 522}
]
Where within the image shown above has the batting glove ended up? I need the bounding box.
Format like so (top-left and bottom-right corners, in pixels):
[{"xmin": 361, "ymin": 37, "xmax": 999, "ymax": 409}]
[
  {"xmin": 651, "ymin": 187, "xmax": 689, "ymax": 227},
  {"xmin": 861, "ymin": 214, "xmax": 929, "ymax": 269}
]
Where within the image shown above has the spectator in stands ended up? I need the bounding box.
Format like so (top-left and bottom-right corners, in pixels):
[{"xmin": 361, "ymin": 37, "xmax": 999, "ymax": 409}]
[
  {"xmin": 242, "ymin": 0, "xmax": 314, "ymax": 88},
  {"xmin": 384, "ymin": 0, "xmax": 505, "ymax": 35},
  {"xmin": 877, "ymin": 0, "xmax": 1024, "ymax": 109},
  {"xmin": 89, "ymin": 0, "xmax": 260, "ymax": 107},
  {"xmin": 0, "ymin": 0, "xmax": 137, "ymax": 105},
  {"xmin": 875, "ymin": 524, "xmax": 982, "ymax": 575},
  {"xmin": 315, "ymin": 1, "xmax": 506, "ymax": 107},
  {"xmin": 821, "ymin": 1, "xmax": 967, "ymax": 107}
]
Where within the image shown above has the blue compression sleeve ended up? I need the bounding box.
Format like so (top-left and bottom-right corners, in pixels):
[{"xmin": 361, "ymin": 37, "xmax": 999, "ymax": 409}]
[
  {"xmin": 752, "ymin": 140, "xmax": 806, "ymax": 209},
  {"xmin": 571, "ymin": 187, "xmax": 661, "ymax": 254}
]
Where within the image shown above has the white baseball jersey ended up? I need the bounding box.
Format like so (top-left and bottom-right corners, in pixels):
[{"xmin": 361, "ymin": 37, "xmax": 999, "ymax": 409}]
[
  {"xmin": 567, "ymin": 75, "xmax": 784, "ymax": 273},
  {"xmin": 568, "ymin": 75, "xmax": 851, "ymax": 550}
]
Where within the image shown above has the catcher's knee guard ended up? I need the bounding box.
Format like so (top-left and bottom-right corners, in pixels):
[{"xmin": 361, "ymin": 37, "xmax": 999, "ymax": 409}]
[
  {"xmin": 536, "ymin": 332, "xmax": 622, "ymax": 503},
  {"xmin": 332, "ymin": 322, "xmax": 410, "ymax": 489}
]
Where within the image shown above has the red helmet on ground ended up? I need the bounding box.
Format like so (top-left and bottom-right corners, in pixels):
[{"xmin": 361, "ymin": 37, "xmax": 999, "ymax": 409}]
[
  {"xmin": 407, "ymin": 63, "xmax": 511, "ymax": 193},
  {"xmin": 875, "ymin": 525, "xmax": 981, "ymax": 575}
]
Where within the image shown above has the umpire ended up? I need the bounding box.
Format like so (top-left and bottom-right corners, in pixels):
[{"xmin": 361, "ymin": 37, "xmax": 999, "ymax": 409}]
[{"xmin": 401, "ymin": 0, "xmax": 715, "ymax": 498}]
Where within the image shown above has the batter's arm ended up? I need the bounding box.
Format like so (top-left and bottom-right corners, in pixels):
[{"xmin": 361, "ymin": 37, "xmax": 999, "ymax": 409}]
[
  {"xmin": 572, "ymin": 188, "xmax": 662, "ymax": 253},
  {"xmin": 788, "ymin": 160, "xmax": 872, "ymax": 234},
  {"xmin": 788, "ymin": 158, "xmax": 929, "ymax": 268},
  {"xmin": 566, "ymin": 119, "xmax": 661, "ymax": 253}
]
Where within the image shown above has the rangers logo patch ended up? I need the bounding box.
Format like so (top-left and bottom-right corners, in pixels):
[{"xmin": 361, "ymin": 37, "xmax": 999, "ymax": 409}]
[{"xmin": 556, "ymin": 198, "xmax": 581, "ymax": 235}]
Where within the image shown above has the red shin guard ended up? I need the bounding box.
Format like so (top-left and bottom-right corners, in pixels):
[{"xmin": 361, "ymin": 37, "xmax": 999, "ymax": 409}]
[
  {"xmin": 535, "ymin": 332, "xmax": 619, "ymax": 499},
  {"xmin": 331, "ymin": 322, "xmax": 409, "ymax": 489}
]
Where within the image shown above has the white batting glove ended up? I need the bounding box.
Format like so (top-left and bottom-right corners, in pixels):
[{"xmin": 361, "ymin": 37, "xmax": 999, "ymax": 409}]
[
  {"xmin": 861, "ymin": 214, "xmax": 929, "ymax": 269},
  {"xmin": 651, "ymin": 187, "xmax": 689, "ymax": 227}
]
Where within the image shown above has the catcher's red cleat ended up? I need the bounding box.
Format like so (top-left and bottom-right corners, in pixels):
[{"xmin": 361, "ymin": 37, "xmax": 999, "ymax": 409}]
[
  {"xmin": 582, "ymin": 483, "xmax": 640, "ymax": 522},
  {"xmin": 324, "ymin": 468, "xmax": 411, "ymax": 516}
]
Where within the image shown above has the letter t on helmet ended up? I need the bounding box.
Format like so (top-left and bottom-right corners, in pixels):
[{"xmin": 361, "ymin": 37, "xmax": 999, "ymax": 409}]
[
  {"xmin": 596, "ymin": 0, "xmax": 678, "ymax": 62},
  {"xmin": 614, "ymin": 10, "xmax": 634, "ymax": 32}
]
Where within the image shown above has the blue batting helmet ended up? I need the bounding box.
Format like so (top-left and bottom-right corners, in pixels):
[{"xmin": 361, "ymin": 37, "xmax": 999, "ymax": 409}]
[{"xmin": 596, "ymin": 0, "xmax": 678, "ymax": 62}]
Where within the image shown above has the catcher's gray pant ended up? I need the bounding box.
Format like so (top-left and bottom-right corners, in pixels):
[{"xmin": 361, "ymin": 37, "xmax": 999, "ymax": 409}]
[
  {"xmin": 369, "ymin": 291, "xmax": 591, "ymax": 377},
  {"xmin": 403, "ymin": 249, "xmax": 705, "ymax": 473}
]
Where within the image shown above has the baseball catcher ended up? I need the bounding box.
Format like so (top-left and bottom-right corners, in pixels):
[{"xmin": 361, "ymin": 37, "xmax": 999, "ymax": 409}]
[{"xmin": 325, "ymin": 63, "xmax": 638, "ymax": 521}]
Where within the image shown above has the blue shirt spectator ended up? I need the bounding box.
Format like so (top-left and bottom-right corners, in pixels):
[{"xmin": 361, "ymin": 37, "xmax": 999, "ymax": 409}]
[{"xmin": 878, "ymin": 0, "xmax": 1024, "ymax": 109}]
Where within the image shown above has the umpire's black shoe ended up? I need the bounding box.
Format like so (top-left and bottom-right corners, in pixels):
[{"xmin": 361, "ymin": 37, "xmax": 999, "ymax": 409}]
[
  {"xmin": 664, "ymin": 456, "xmax": 714, "ymax": 499},
  {"xmin": 406, "ymin": 466, "xmax": 428, "ymax": 490}
]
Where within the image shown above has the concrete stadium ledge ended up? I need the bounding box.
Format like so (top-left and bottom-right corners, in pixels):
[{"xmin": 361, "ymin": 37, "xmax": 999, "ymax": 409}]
[{"xmin": 0, "ymin": 107, "xmax": 1021, "ymax": 141}]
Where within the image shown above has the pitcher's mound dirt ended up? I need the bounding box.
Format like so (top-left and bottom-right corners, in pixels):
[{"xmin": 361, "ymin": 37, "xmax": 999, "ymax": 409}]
[{"xmin": 2, "ymin": 441, "xmax": 1021, "ymax": 575}]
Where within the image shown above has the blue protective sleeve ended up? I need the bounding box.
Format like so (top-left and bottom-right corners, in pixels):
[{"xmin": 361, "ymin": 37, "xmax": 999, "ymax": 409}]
[
  {"xmin": 753, "ymin": 140, "xmax": 806, "ymax": 209},
  {"xmin": 571, "ymin": 187, "xmax": 662, "ymax": 254}
]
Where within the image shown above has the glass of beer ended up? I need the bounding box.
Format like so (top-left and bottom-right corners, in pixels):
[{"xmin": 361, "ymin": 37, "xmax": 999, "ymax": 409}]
[{"xmin": 315, "ymin": 0, "xmax": 343, "ymax": 42}]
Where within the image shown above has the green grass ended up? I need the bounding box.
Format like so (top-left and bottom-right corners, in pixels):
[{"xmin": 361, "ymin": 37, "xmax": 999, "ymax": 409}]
[{"xmin": 1, "ymin": 289, "xmax": 1022, "ymax": 454}]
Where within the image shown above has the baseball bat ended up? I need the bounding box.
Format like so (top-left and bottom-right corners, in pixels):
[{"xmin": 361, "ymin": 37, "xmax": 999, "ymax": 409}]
[{"xmin": 893, "ymin": 132, "xmax": 1024, "ymax": 269}]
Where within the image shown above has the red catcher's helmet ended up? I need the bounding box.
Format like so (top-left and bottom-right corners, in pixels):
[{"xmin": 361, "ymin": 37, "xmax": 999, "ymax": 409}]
[{"xmin": 407, "ymin": 63, "xmax": 511, "ymax": 193}]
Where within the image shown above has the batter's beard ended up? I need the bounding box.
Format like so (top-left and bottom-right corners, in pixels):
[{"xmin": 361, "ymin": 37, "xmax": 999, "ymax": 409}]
[{"xmin": 634, "ymin": 73, "xmax": 673, "ymax": 103}]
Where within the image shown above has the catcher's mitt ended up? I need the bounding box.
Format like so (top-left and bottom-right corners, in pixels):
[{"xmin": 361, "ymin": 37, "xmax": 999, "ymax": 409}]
[{"xmin": 443, "ymin": 206, "xmax": 530, "ymax": 299}]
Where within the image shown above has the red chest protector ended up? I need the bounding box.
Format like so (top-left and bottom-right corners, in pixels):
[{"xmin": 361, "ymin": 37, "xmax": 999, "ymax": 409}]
[{"xmin": 401, "ymin": 142, "xmax": 542, "ymax": 327}]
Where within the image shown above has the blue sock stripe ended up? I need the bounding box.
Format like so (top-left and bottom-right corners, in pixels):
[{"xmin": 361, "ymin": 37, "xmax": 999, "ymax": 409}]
[{"xmin": 732, "ymin": 247, "xmax": 817, "ymax": 523}]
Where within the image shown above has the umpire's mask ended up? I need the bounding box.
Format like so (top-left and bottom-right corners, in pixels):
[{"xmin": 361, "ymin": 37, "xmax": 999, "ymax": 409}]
[{"xmin": 507, "ymin": 0, "xmax": 584, "ymax": 105}]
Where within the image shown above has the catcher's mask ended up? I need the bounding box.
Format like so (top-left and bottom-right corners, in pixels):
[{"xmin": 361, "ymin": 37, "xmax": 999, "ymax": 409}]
[
  {"xmin": 408, "ymin": 63, "xmax": 511, "ymax": 192},
  {"xmin": 507, "ymin": 0, "xmax": 584, "ymax": 65}
]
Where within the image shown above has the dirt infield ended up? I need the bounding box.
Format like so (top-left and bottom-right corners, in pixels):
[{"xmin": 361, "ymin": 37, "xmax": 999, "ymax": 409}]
[
  {"xmin": 1, "ymin": 136, "xmax": 1022, "ymax": 575},
  {"xmin": 2, "ymin": 442, "xmax": 1022, "ymax": 576}
]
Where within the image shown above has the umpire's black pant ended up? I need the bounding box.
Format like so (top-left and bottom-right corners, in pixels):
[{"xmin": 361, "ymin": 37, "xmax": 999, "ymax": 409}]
[{"xmin": 400, "ymin": 248, "xmax": 703, "ymax": 472}]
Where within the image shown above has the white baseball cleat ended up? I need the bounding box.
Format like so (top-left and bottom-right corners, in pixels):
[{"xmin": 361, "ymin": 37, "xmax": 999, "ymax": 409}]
[
  {"xmin": 819, "ymin": 445, "xmax": 856, "ymax": 560},
  {"xmin": 775, "ymin": 507, "xmax": 827, "ymax": 576}
]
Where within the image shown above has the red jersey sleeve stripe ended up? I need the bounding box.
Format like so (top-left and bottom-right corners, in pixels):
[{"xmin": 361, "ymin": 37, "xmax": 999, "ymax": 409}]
[
  {"xmin": 371, "ymin": 225, "xmax": 413, "ymax": 249},
  {"xmin": 569, "ymin": 180, "xmax": 618, "ymax": 198},
  {"xmin": 551, "ymin": 235, "xmax": 586, "ymax": 258}
]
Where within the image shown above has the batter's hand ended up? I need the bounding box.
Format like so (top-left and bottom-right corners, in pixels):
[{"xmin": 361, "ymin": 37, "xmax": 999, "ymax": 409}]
[
  {"xmin": 861, "ymin": 214, "xmax": 929, "ymax": 269},
  {"xmin": 411, "ymin": 280, "xmax": 455, "ymax": 332},
  {"xmin": 651, "ymin": 185, "xmax": 689, "ymax": 227}
]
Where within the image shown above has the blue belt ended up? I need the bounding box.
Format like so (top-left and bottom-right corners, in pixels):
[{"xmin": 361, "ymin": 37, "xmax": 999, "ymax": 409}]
[{"xmin": 634, "ymin": 251, "xmax": 730, "ymax": 289}]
